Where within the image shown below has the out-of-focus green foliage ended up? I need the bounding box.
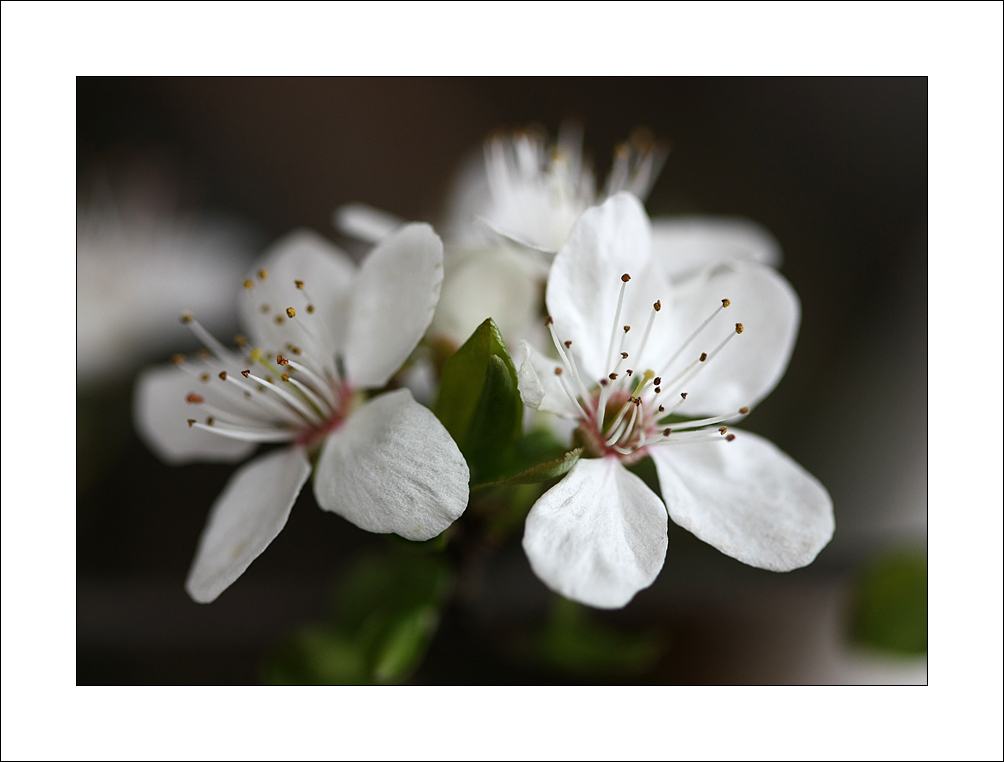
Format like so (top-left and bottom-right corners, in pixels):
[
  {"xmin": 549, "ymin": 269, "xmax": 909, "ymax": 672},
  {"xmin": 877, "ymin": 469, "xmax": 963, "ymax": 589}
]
[
  {"xmin": 536, "ymin": 597, "xmax": 664, "ymax": 676},
  {"xmin": 434, "ymin": 318, "xmax": 522, "ymax": 484},
  {"xmin": 849, "ymin": 549, "xmax": 927, "ymax": 655},
  {"xmin": 263, "ymin": 552, "xmax": 452, "ymax": 684}
]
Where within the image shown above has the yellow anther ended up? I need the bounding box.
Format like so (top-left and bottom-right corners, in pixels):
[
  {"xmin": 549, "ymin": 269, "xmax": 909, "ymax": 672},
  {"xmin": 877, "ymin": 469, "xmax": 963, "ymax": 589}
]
[
  {"xmin": 306, "ymin": 305, "xmax": 314, "ymax": 313},
  {"xmin": 735, "ymin": 323, "xmax": 744, "ymax": 334},
  {"xmin": 739, "ymin": 406, "xmax": 749, "ymax": 414},
  {"xmin": 171, "ymin": 353, "xmax": 186, "ymax": 365},
  {"xmin": 243, "ymin": 279, "xmax": 254, "ymax": 290},
  {"xmin": 286, "ymin": 307, "xmax": 296, "ymax": 318},
  {"xmin": 219, "ymin": 371, "xmax": 227, "ymax": 380},
  {"xmin": 281, "ymin": 373, "xmax": 290, "ymax": 382},
  {"xmin": 200, "ymin": 373, "xmax": 209, "ymax": 382},
  {"xmin": 275, "ymin": 315, "xmax": 285, "ymax": 324},
  {"xmin": 258, "ymin": 269, "xmax": 268, "ymax": 280},
  {"xmin": 721, "ymin": 298, "xmax": 731, "ymax": 308},
  {"xmin": 554, "ymin": 367, "xmax": 563, "ymax": 375},
  {"xmin": 295, "ymin": 280, "xmax": 304, "ymax": 289},
  {"xmin": 719, "ymin": 426, "xmax": 728, "ymax": 435},
  {"xmin": 726, "ymin": 434, "xmax": 736, "ymax": 442},
  {"xmin": 180, "ymin": 313, "xmax": 193, "ymax": 324},
  {"xmin": 234, "ymin": 334, "xmax": 248, "ymax": 347},
  {"xmin": 241, "ymin": 369, "xmax": 251, "ymax": 378}
]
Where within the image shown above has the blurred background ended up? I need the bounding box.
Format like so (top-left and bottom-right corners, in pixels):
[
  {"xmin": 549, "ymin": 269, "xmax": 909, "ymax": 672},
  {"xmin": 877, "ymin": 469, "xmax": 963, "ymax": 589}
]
[{"xmin": 77, "ymin": 77, "xmax": 927, "ymax": 684}]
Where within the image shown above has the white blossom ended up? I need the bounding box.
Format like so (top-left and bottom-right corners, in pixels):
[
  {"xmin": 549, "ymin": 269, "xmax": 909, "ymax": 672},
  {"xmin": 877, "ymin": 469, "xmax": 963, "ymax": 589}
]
[
  {"xmin": 517, "ymin": 193, "xmax": 833, "ymax": 608},
  {"xmin": 134, "ymin": 226, "xmax": 469, "ymax": 603}
]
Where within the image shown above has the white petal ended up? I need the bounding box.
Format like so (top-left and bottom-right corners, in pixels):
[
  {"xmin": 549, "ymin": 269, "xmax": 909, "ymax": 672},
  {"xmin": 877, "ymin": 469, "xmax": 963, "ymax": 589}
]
[
  {"xmin": 522, "ymin": 457, "xmax": 668, "ymax": 609},
  {"xmin": 651, "ymin": 215, "xmax": 782, "ymax": 280},
  {"xmin": 133, "ymin": 364, "xmax": 256, "ymax": 465},
  {"xmin": 239, "ymin": 228, "xmax": 355, "ymax": 356},
  {"xmin": 516, "ymin": 341, "xmax": 580, "ymax": 419},
  {"xmin": 313, "ymin": 389, "xmax": 469, "ymax": 540},
  {"xmin": 185, "ymin": 446, "xmax": 310, "ymax": 603},
  {"xmin": 430, "ymin": 247, "xmax": 542, "ymax": 348},
  {"xmin": 546, "ymin": 192, "xmax": 672, "ymax": 379},
  {"xmin": 663, "ymin": 261, "xmax": 800, "ymax": 415},
  {"xmin": 343, "ymin": 223, "xmax": 444, "ymax": 389},
  {"xmin": 650, "ymin": 429, "xmax": 833, "ymax": 571},
  {"xmin": 332, "ymin": 202, "xmax": 405, "ymax": 244}
]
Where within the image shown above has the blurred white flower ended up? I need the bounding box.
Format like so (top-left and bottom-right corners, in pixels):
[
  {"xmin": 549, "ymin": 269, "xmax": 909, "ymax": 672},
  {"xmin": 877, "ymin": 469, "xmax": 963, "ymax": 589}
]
[
  {"xmin": 445, "ymin": 123, "xmax": 665, "ymax": 254},
  {"xmin": 134, "ymin": 226, "xmax": 469, "ymax": 603},
  {"xmin": 516, "ymin": 193, "xmax": 833, "ymax": 609},
  {"xmin": 430, "ymin": 124, "xmax": 666, "ymax": 349},
  {"xmin": 336, "ymin": 124, "xmax": 783, "ymax": 354},
  {"xmin": 77, "ymin": 178, "xmax": 258, "ymax": 386}
]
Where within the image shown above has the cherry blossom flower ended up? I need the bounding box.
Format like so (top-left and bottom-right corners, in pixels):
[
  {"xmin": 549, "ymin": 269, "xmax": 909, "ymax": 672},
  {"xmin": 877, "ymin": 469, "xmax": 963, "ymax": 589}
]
[
  {"xmin": 517, "ymin": 193, "xmax": 833, "ymax": 608},
  {"xmin": 134, "ymin": 225, "xmax": 469, "ymax": 603}
]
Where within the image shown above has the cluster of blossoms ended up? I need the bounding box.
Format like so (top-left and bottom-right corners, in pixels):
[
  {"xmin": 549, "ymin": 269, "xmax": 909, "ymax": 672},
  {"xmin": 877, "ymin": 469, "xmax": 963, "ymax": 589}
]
[{"xmin": 135, "ymin": 124, "xmax": 833, "ymax": 608}]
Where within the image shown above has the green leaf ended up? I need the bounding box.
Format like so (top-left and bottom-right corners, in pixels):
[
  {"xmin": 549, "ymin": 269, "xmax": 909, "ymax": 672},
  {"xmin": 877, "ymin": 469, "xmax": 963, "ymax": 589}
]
[
  {"xmin": 849, "ymin": 550, "xmax": 927, "ymax": 655},
  {"xmin": 371, "ymin": 605, "xmax": 440, "ymax": 684},
  {"xmin": 536, "ymin": 597, "xmax": 664, "ymax": 676},
  {"xmin": 478, "ymin": 448, "xmax": 582, "ymax": 488},
  {"xmin": 262, "ymin": 626, "xmax": 368, "ymax": 685},
  {"xmin": 263, "ymin": 552, "xmax": 452, "ymax": 684},
  {"xmin": 434, "ymin": 318, "xmax": 522, "ymax": 483}
]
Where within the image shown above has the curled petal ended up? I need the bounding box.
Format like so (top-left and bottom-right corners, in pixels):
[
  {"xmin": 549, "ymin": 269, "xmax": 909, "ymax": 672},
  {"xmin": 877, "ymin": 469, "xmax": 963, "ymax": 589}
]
[
  {"xmin": 133, "ymin": 364, "xmax": 255, "ymax": 465},
  {"xmin": 332, "ymin": 202, "xmax": 405, "ymax": 244},
  {"xmin": 651, "ymin": 215, "xmax": 782, "ymax": 280},
  {"xmin": 185, "ymin": 446, "xmax": 310, "ymax": 603},
  {"xmin": 523, "ymin": 457, "xmax": 668, "ymax": 609},
  {"xmin": 516, "ymin": 341, "xmax": 581, "ymax": 419},
  {"xmin": 650, "ymin": 429, "xmax": 834, "ymax": 572},
  {"xmin": 239, "ymin": 228, "xmax": 355, "ymax": 357},
  {"xmin": 313, "ymin": 388, "xmax": 469, "ymax": 541},
  {"xmin": 343, "ymin": 223, "xmax": 444, "ymax": 389}
]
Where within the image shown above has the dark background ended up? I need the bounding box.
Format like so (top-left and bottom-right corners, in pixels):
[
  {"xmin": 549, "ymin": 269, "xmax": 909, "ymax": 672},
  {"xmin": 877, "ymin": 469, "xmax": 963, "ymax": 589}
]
[{"xmin": 77, "ymin": 77, "xmax": 927, "ymax": 684}]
